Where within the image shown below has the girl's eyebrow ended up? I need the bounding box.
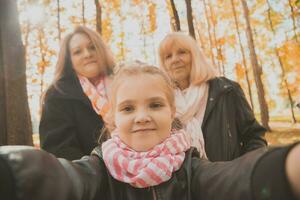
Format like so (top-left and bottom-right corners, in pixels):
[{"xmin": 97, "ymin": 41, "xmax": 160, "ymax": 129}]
[
  {"xmin": 117, "ymin": 100, "xmax": 135, "ymax": 107},
  {"xmin": 118, "ymin": 96, "xmax": 166, "ymax": 106},
  {"xmin": 148, "ymin": 97, "xmax": 166, "ymax": 102}
]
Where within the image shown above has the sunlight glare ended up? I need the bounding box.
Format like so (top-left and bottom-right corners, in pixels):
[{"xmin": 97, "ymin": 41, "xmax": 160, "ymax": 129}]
[{"xmin": 24, "ymin": 4, "xmax": 45, "ymax": 26}]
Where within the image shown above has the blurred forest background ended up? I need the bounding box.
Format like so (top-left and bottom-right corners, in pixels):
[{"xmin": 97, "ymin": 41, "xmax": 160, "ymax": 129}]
[{"xmin": 1, "ymin": 0, "xmax": 300, "ymax": 146}]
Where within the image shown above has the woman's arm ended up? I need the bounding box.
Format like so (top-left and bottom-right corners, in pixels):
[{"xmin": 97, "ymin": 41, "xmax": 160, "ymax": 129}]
[
  {"xmin": 0, "ymin": 146, "xmax": 106, "ymax": 200},
  {"xmin": 233, "ymin": 82, "xmax": 268, "ymax": 153},
  {"xmin": 39, "ymin": 98, "xmax": 85, "ymax": 160}
]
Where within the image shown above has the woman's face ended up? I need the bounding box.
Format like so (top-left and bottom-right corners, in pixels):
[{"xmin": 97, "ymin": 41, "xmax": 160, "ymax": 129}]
[
  {"xmin": 163, "ymin": 45, "xmax": 192, "ymax": 89},
  {"xmin": 69, "ymin": 33, "xmax": 104, "ymax": 79},
  {"xmin": 114, "ymin": 75, "xmax": 174, "ymax": 152}
]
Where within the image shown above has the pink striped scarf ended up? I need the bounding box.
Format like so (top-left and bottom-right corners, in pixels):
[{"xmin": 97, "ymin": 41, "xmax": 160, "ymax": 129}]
[
  {"xmin": 78, "ymin": 75, "xmax": 109, "ymax": 117},
  {"xmin": 101, "ymin": 130, "xmax": 190, "ymax": 188}
]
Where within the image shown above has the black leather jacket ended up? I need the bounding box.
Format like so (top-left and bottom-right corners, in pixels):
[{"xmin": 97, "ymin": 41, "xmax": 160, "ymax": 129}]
[
  {"xmin": 0, "ymin": 145, "xmax": 296, "ymax": 200},
  {"xmin": 203, "ymin": 77, "xmax": 267, "ymax": 161},
  {"xmin": 39, "ymin": 74, "xmax": 105, "ymax": 160}
]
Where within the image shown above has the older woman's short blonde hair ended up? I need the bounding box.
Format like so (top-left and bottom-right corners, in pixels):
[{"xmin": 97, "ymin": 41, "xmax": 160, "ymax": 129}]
[{"xmin": 159, "ymin": 32, "xmax": 217, "ymax": 86}]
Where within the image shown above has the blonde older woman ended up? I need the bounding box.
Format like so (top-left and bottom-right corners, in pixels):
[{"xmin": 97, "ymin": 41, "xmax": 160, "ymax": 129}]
[
  {"xmin": 159, "ymin": 32, "xmax": 267, "ymax": 161},
  {"xmin": 39, "ymin": 26, "xmax": 115, "ymax": 160}
]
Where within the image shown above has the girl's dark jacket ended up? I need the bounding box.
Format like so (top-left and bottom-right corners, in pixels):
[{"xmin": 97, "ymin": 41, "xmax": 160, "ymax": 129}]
[
  {"xmin": 39, "ymin": 74, "xmax": 105, "ymax": 160},
  {"xmin": 0, "ymin": 145, "xmax": 297, "ymax": 200},
  {"xmin": 203, "ymin": 77, "xmax": 267, "ymax": 161}
]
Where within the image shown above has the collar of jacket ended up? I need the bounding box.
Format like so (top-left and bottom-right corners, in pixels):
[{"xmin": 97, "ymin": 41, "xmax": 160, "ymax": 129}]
[
  {"xmin": 46, "ymin": 72, "xmax": 92, "ymax": 108},
  {"xmin": 202, "ymin": 77, "xmax": 234, "ymax": 127}
]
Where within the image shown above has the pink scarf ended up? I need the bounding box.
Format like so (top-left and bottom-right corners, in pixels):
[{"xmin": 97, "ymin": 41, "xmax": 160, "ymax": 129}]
[
  {"xmin": 78, "ymin": 75, "xmax": 110, "ymax": 117},
  {"xmin": 101, "ymin": 130, "xmax": 190, "ymax": 188}
]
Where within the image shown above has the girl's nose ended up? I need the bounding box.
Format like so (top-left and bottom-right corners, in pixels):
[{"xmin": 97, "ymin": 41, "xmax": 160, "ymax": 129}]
[{"xmin": 134, "ymin": 110, "xmax": 151, "ymax": 124}]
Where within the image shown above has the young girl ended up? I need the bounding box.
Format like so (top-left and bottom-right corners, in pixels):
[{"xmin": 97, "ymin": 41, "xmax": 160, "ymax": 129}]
[{"xmin": 0, "ymin": 64, "xmax": 300, "ymax": 200}]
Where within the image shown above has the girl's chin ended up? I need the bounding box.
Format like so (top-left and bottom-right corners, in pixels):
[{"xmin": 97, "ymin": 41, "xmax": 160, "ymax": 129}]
[
  {"xmin": 131, "ymin": 146, "xmax": 155, "ymax": 152},
  {"xmin": 129, "ymin": 139, "xmax": 166, "ymax": 152}
]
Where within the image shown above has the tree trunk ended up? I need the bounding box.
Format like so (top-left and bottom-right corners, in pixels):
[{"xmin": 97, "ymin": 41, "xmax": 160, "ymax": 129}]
[
  {"xmin": 23, "ymin": 21, "xmax": 31, "ymax": 61},
  {"xmin": 266, "ymin": 0, "xmax": 297, "ymax": 123},
  {"xmin": 230, "ymin": 0, "xmax": 254, "ymax": 110},
  {"xmin": 208, "ymin": 1, "xmax": 222, "ymax": 74},
  {"xmin": 169, "ymin": 0, "xmax": 181, "ymax": 31},
  {"xmin": 288, "ymin": 0, "xmax": 299, "ymax": 42},
  {"xmin": 95, "ymin": 0, "xmax": 102, "ymax": 34},
  {"xmin": 82, "ymin": 0, "xmax": 86, "ymax": 25},
  {"xmin": 37, "ymin": 28, "xmax": 46, "ymax": 103},
  {"xmin": 141, "ymin": 20, "xmax": 148, "ymax": 61},
  {"xmin": 194, "ymin": 18, "xmax": 206, "ymax": 50},
  {"xmin": 185, "ymin": 0, "xmax": 195, "ymax": 38},
  {"xmin": 218, "ymin": 45, "xmax": 225, "ymax": 75},
  {"xmin": 202, "ymin": 0, "xmax": 217, "ymax": 68},
  {"xmin": 57, "ymin": 0, "xmax": 61, "ymax": 41},
  {"xmin": 240, "ymin": 0, "xmax": 270, "ymax": 130},
  {"xmin": 0, "ymin": 0, "xmax": 33, "ymax": 145}
]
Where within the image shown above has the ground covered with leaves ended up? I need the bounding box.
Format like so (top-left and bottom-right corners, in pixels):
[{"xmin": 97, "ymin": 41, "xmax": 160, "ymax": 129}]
[{"xmin": 266, "ymin": 122, "xmax": 300, "ymax": 146}]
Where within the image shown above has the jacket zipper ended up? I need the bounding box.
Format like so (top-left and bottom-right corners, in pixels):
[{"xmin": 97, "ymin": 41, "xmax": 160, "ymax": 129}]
[
  {"xmin": 227, "ymin": 122, "xmax": 232, "ymax": 138},
  {"xmin": 151, "ymin": 187, "xmax": 157, "ymax": 200},
  {"xmin": 227, "ymin": 122, "xmax": 232, "ymax": 159},
  {"xmin": 202, "ymin": 85, "xmax": 233, "ymax": 128}
]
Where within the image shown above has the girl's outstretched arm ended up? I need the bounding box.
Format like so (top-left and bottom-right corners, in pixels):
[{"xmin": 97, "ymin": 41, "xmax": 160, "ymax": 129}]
[
  {"xmin": 0, "ymin": 146, "xmax": 107, "ymax": 200},
  {"xmin": 286, "ymin": 144, "xmax": 300, "ymax": 198},
  {"xmin": 192, "ymin": 143, "xmax": 300, "ymax": 200}
]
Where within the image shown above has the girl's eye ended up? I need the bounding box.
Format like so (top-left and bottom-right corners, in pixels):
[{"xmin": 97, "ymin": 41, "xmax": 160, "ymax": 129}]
[
  {"xmin": 121, "ymin": 106, "xmax": 134, "ymax": 113},
  {"xmin": 150, "ymin": 102, "xmax": 164, "ymax": 109}
]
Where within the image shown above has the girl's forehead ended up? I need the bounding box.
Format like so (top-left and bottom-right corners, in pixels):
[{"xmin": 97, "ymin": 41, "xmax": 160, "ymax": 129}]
[
  {"xmin": 119, "ymin": 74, "xmax": 163, "ymax": 87},
  {"xmin": 115, "ymin": 74, "xmax": 167, "ymax": 96},
  {"xmin": 113, "ymin": 73, "xmax": 174, "ymax": 110}
]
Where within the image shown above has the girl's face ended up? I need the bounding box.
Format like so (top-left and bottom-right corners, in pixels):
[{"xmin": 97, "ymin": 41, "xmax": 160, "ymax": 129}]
[
  {"xmin": 114, "ymin": 75, "xmax": 175, "ymax": 152},
  {"xmin": 163, "ymin": 45, "xmax": 192, "ymax": 90},
  {"xmin": 69, "ymin": 33, "xmax": 104, "ymax": 79}
]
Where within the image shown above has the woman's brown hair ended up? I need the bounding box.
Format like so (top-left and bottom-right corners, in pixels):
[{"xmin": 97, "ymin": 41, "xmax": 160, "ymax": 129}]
[{"xmin": 53, "ymin": 26, "xmax": 115, "ymax": 88}]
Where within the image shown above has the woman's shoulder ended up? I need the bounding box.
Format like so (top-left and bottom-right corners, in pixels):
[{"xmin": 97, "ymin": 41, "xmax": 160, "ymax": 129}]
[
  {"xmin": 209, "ymin": 76, "xmax": 239, "ymax": 86},
  {"xmin": 208, "ymin": 77, "xmax": 241, "ymax": 90},
  {"xmin": 43, "ymin": 84, "xmax": 65, "ymax": 101},
  {"xmin": 44, "ymin": 78, "xmax": 83, "ymax": 101}
]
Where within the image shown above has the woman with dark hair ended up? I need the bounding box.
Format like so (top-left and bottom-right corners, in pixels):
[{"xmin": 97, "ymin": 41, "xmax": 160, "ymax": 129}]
[{"xmin": 39, "ymin": 26, "xmax": 115, "ymax": 160}]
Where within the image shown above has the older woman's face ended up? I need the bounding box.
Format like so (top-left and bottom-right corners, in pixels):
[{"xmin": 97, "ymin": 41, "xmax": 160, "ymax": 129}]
[
  {"xmin": 69, "ymin": 33, "xmax": 104, "ymax": 79},
  {"xmin": 163, "ymin": 45, "xmax": 192, "ymax": 89}
]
